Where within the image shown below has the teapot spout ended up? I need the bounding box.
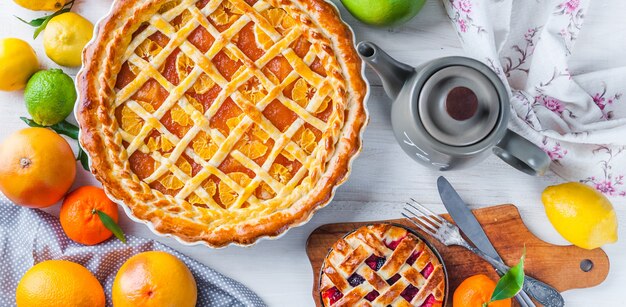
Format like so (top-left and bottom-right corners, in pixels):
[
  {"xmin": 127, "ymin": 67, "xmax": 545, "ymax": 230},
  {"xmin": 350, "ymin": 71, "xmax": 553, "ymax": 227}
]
[{"xmin": 357, "ymin": 41, "xmax": 413, "ymax": 100}]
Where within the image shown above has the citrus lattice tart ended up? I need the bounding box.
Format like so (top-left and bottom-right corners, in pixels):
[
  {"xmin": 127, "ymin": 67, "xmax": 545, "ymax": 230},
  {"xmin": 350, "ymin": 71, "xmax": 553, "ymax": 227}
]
[{"xmin": 76, "ymin": 0, "xmax": 367, "ymax": 247}]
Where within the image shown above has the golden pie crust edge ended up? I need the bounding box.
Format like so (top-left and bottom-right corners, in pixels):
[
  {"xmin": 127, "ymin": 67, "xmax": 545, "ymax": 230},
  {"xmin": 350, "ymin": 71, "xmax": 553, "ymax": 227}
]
[{"xmin": 76, "ymin": 0, "xmax": 368, "ymax": 247}]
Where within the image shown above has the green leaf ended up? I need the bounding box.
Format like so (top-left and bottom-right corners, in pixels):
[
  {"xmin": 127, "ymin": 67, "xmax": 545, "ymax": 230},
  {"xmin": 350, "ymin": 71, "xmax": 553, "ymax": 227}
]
[
  {"xmin": 96, "ymin": 210, "xmax": 127, "ymax": 244},
  {"xmin": 490, "ymin": 249, "xmax": 526, "ymax": 302},
  {"xmin": 17, "ymin": 0, "xmax": 75, "ymax": 39},
  {"xmin": 20, "ymin": 117, "xmax": 79, "ymax": 139},
  {"xmin": 77, "ymin": 146, "xmax": 90, "ymax": 171},
  {"xmin": 33, "ymin": 8, "xmax": 70, "ymax": 39},
  {"xmin": 15, "ymin": 15, "xmax": 48, "ymax": 27}
]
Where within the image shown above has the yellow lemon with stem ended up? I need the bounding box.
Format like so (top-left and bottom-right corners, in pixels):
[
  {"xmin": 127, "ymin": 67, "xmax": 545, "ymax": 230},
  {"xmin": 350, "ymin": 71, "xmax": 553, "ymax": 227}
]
[
  {"xmin": 0, "ymin": 38, "xmax": 39, "ymax": 91},
  {"xmin": 542, "ymin": 182, "xmax": 618, "ymax": 250},
  {"xmin": 43, "ymin": 12, "xmax": 93, "ymax": 67}
]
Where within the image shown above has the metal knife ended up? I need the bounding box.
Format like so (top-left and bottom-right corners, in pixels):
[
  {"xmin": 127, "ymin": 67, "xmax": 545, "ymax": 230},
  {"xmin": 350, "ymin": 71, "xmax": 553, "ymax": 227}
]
[{"xmin": 437, "ymin": 176, "xmax": 565, "ymax": 307}]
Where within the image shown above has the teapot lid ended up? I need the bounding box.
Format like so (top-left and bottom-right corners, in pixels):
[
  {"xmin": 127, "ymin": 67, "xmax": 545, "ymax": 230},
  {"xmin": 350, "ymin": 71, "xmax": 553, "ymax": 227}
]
[{"xmin": 418, "ymin": 65, "xmax": 501, "ymax": 147}]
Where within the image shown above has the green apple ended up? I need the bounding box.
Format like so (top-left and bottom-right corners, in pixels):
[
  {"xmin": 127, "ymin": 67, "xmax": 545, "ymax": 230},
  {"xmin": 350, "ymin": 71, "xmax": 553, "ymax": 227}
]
[{"xmin": 340, "ymin": 0, "xmax": 427, "ymax": 27}]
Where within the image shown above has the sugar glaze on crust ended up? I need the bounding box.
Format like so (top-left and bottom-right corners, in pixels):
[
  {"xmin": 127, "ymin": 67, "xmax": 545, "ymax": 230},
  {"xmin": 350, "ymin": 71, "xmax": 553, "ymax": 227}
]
[{"xmin": 76, "ymin": 0, "xmax": 367, "ymax": 247}]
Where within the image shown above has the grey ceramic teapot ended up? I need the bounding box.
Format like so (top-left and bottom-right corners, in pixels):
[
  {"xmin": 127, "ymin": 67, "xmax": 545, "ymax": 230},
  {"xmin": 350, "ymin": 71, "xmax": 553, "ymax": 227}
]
[{"xmin": 357, "ymin": 42, "xmax": 550, "ymax": 175}]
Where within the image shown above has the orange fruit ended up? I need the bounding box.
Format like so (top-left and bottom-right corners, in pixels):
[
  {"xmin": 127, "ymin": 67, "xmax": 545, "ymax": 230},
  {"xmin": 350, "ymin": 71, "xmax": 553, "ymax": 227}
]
[
  {"xmin": 453, "ymin": 274, "xmax": 511, "ymax": 307},
  {"xmin": 113, "ymin": 251, "xmax": 197, "ymax": 307},
  {"xmin": 0, "ymin": 127, "xmax": 76, "ymax": 208},
  {"xmin": 60, "ymin": 186, "xmax": 119, "ymax": 245},
  {"xmin": 16, "ymin": 259, "xmax": 105, "ymax": 307}
]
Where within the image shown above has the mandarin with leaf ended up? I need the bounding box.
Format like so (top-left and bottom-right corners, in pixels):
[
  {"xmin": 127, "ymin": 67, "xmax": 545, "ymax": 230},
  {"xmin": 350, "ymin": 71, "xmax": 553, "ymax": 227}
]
[
  {"xmin": 453, "ymin": 274, "xmax": 511, "ymax": 307},
  {"xmin": 60, "ymin": 186, "xmax": 124, "ymax": 245}
]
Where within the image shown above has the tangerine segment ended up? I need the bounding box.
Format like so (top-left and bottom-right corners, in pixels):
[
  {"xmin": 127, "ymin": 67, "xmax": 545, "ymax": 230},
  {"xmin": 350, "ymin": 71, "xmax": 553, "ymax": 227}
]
[
  {"xmin": 131, "ymin": 79, "xmax": 168, "ymax": 109},
  {"xmin": 116, "ymin": 61, "xmax": 137, "ymax": 89},
  {"xmin": 156, "ymin": 155, "xmax": 193, "ymax": 191},
  {"xmin": 135, "ymin": 39, "xmax": 162, "ymax": 62},
  {"xmin": 210, "ymin": 98, "xmax": 242, "ymax": 135},
  {"xmin": 236, "ymin": 22, "xmax": 264, "ymax": 60},
  {"xmin": 239, "ymin": 77, "xmax": 267, "ymax": 104},
  {"xmin": 191, "ymin": 131, "xmax": 218, "ymax": 160},
  {"xmin": 218, "ymin": 155, "xmax": 256, "ymax": 179},
  {"xmin": 209, "ymin": 0, "xmax": 243, "ymax": 30},
  {"xmin": 187, "ymin": 179, "xmax": 217, "ymax": 206},
  {"xmin": 294, "ymin": 124, "xmax": 320, "ymax": 155},
  {"xmin": 218, "ymin": 172, "xmax": 251, "ymax": 207},
  {"xmin": 170, "ymin": 9, "xmax": 192, "ymax": 30}
]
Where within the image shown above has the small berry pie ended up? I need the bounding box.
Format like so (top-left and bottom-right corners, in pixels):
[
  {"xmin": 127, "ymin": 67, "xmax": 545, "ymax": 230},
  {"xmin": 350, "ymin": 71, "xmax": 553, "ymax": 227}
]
[
  {"xmin": 77, "ymin": 0, "xmax": 367, "ymax": 247},
  {"xmin": 320, "ymin": 224, "xmax": 446, "ymax": 306}
]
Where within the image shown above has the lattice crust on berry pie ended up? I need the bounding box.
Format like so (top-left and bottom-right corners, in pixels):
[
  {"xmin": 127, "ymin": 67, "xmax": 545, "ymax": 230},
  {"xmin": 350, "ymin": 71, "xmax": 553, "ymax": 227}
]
[
  {"xmin": 320, "ymin": 224, "xmax": 446, "ymax": 307},
  {"xmin": 76, "ymin": 0, "xmax": 367, "ymax": 247}
]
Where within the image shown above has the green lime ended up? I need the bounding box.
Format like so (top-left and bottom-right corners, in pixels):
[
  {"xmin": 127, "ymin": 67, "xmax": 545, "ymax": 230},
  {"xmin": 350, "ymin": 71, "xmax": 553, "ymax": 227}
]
[
  {"xmin": 24, "ymin": 69, "xmax": 77, "ymax": 126},
  {"xmin": 340, "ymin": 0, "xmax": 426, "ymax": 27}
]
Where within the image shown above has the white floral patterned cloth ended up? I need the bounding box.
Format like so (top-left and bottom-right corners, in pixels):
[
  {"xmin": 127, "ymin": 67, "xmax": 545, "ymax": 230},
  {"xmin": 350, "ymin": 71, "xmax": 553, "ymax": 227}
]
[{"xmin": 444, "ymin": 0, "xmax": 626, "ymax": 197}]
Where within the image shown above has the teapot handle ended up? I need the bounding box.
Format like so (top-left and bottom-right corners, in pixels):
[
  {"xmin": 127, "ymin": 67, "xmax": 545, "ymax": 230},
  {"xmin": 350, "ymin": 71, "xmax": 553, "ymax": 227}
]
[{"xmin": 493, "ymin": 129, "xmax": 551, "ymax": 176}]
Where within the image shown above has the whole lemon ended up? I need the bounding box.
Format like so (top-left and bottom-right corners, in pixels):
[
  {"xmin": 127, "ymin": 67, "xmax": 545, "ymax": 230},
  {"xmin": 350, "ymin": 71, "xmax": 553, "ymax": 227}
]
[
  {"xmin": 113, "ymin": 251, "xmax": 197, "ymax": 307},
  {"xmin": 24, "ymin": 69, "xmax": 77, "ymax": 126},
  {"xmin": 0, "ymin": 128, "xmax": 76, "ymax": 208},
  {"xmin": 0, "ymin": 38, "xmax": 39, "ymax": 91},
  {"xmin": 13, "ymin": 0, "xmax": 66, "ymax": 11},
  {"xmin": 43, "ymin": 12, "xmax": 94, "ymax": 67},
  {"xmin": 542, "ymin": 182, "xmax": 618, "ymax": 250},
  {"xmin": 16, "ymin": 260, "xmax": 105, "ymax": 307}
]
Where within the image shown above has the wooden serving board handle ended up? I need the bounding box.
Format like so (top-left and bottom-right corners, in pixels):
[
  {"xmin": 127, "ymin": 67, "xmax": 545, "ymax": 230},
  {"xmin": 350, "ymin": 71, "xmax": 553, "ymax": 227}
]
[{"xmin": 306, "ymin": 204, "xmax": 609, "ymax": 306}]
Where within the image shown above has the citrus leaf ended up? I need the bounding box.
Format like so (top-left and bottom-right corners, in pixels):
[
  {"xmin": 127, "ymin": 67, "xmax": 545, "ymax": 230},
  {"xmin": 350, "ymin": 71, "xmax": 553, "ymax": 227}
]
[
  {"xmin": 20, "ymin": 117, "xmax": 79, "ymax": 139},
  {"xmin": 77, "ymin": 146, "xmax": 90, "ymax": 171},
  {"xmin": 96, "ymin": 210, "xmax": 126, "ymax": 244},
  {"xmin": 490, "ymin": 249, "xmax": 526, "ymax": 302},
  {"xmin": 15, "ymin": 15, "xmax": 48, "ymax": 27},
  {"xmin": 32, "ymin": 7, "xmax": 72, "ymax": 39}
]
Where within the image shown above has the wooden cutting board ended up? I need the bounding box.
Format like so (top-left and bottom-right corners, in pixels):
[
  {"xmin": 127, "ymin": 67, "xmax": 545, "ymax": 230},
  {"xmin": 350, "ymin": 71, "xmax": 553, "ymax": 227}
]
[{"xmin": 306, "ymin": 204, "xmax": 609, "ymax": 306}]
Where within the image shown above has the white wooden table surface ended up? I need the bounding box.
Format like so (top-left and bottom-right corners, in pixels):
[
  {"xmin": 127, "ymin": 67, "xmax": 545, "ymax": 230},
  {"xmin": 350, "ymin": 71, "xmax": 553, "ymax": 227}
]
[{"xmin": 1, "ymin": 0, "xmax": 624, "ymax": 306}]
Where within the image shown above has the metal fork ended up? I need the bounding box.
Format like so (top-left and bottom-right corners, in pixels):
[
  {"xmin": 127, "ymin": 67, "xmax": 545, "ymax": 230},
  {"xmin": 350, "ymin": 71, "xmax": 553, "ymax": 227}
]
[{"xmin": 402, "ymin": 201, "xmax": 563, "ymax": 307}]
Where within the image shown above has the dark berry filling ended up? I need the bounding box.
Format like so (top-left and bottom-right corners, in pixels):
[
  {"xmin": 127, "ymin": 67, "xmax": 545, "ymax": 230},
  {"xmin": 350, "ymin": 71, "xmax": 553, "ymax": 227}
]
[
  {"xmin": 420, "ymin": 294, "xmax": 439, "ymax": 307},
  {"xmin": 400, "ymin": 284, "xmax": 420, "ymax": 302},
  {"xmin": 365, "ymin": 254, "xmax": 386, "ymax": 271},
  {"xmin": 347, "ymin": 273, "xmax": 365, "ymax": 287},
  {"xmin": 322, "ymin": 286, "xmax": 343, "ymax": 305},
  {"xmin": 406, "ymin": 251, "xmax": 421, "ymax": 265},
  {"xmin": 421, "ymin": 262, "xmax": 434, "ymax": 278},
  {"xmin": 364, "ymin": 290, "xmax": 380, "ymax": 302},
  {"xmin": 386, "ymin": 273, "xmax": 401, "ymax": 285}
]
